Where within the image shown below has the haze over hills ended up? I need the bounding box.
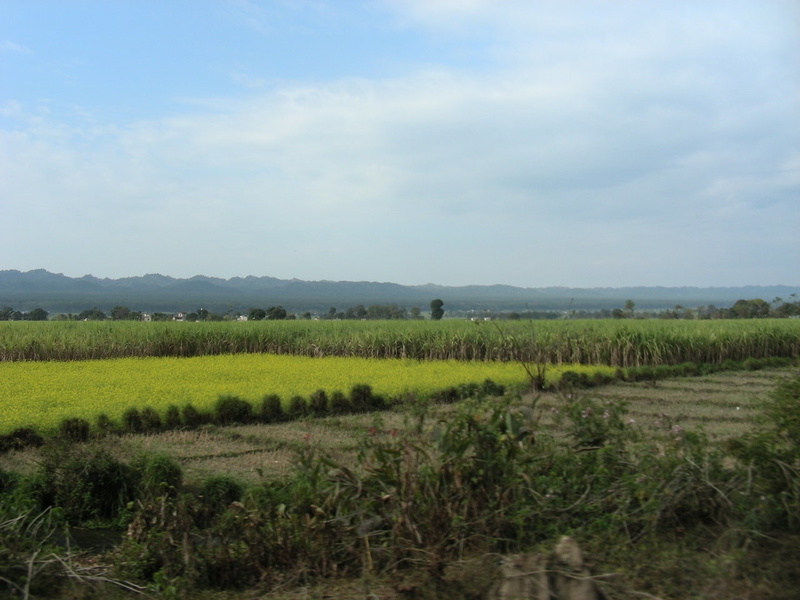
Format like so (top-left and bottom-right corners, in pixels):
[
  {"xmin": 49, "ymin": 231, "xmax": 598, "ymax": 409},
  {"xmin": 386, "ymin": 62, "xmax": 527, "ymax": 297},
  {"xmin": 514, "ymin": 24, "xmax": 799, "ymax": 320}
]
[{"xmin": 1, "ymin": 270, "xmax": 797, "ymax": 316}]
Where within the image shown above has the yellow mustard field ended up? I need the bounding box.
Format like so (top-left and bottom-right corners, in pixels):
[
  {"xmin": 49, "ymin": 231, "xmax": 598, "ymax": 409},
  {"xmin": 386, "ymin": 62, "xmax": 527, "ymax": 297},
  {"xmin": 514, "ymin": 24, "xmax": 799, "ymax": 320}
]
[{"xmin": 0, "ymin": 354, "xmax": 616, "ymax": 432}]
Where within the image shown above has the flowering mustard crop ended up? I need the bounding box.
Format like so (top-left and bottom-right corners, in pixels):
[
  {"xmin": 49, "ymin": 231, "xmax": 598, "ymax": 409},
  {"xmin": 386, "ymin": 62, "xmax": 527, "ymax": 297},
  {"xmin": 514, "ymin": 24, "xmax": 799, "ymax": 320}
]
[{"xmin": 0, "ymin": 354, "xmax": 615, "ymax": 432}]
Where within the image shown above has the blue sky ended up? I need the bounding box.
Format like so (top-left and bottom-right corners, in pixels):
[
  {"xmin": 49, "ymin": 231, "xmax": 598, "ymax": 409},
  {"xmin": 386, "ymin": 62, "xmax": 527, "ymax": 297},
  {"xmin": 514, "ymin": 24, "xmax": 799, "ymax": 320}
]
[{"xmin": 1, "ymin": 0, "xmax": 798, "ymax": 288}]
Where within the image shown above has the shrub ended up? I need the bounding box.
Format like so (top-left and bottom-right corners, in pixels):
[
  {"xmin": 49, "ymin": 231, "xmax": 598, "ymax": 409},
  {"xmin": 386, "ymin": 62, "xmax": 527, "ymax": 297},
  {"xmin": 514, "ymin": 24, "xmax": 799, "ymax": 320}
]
[
  {"xmin": 182, "ymin": 404, "xmax": 205, "ymax": 428},
  {"xmin": 122, "ymin": 407, "xmax": 144, "ymax": 433},
  {"xmin": 200, "ymin": 476, "xmax": 243, "ymax": 514},
  {"xmin": 165, "ymin": 404, "xmax": 182, "ymax": 429},
  {"xmin": 431, "ymin": 386, "xmax": 459, "ymax": 404},
  {"xmin": 0, "ymin": 427, "xmax": 44, "ymax": 454},
  {"xmin": 95, "ymin": 413, "xmax": 117, "ymax": 436},
  {"xmin": 678, "ymin": 362, "xmax": 700, "ymax": 377},
  {"xmin": 591, "ymin": 371, "xmax": 614, "ymax": 386},
  {"xmin": 57, "ymin": 417, "xmax": 91, "ymax": 443},
  {"xmin": 457, "ymin": 381, "xmax": 481, "ymax": 399},
  {"xmin": 258, "ymin": 394, "xmax": 285, "ymax": 423},
  {"xmin": 134, "ymin": 453, "xmax": 183, "ymax": 497},
  {"xmin": 0, "ymin": 466, "xmax": 18, "ymax": 495},
  {"xmin": 214, "ymin": 395, "xmax": 253, "ymax": 425},
  {"xmin": 287, "ymin": 395, "xmax": 309, "ymax": 419},
  {"xmin": 33, "ymin": 444, "xmax": 137, "ymax": 523},
  {"xmin": 481, "ymin": 378, "xmax": 506, "ymax": 397},
  {"xmin": 140, "ymin": 407, "xmax": 163, "ymax": 432},
  {"xmin": 309, "ymin": 389, "xmax": 329, "ymax": 416},
  {"xmin": 328, "ymin": 390, "xmax": 351, "ymax": 415},
  {"xmin": 350, "ymin": 384, "xmax": 375, "ymax": 413}
]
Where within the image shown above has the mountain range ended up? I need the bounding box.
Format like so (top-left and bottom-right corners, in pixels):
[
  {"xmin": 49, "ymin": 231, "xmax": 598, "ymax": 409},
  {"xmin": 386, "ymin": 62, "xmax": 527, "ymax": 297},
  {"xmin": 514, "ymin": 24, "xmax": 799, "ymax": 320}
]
[{"xmin": 1, "ymin": 269, "xmax": 797, "ymax": 315}]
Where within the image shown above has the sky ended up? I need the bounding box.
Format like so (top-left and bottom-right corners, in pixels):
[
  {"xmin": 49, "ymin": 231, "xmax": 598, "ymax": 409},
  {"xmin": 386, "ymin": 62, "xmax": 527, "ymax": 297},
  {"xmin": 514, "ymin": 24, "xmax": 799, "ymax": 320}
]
[{"xmin": 1, "ymin": 0, "xmax": 798, "ymax": 288}]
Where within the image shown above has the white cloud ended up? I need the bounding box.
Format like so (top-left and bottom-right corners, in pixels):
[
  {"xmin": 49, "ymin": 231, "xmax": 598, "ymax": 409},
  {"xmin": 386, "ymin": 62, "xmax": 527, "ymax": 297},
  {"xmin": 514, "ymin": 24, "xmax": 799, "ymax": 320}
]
[
  {"xmin": 1, "ymin": 1, "xmax": 797, "ymax": 286},
  {"xmin": 1, "ymin": 40, "xmax": 32, "ymax": 54}
]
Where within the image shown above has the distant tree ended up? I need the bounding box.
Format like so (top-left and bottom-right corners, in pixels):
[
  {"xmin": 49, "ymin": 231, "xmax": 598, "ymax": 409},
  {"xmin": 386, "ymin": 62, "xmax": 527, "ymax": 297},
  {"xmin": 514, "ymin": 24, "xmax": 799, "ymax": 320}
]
[
  {"xmin": 248, "ymin": 308, "xmax": 267, "ymax": 321},
  {"xmin": 430, "ymin": 299, "xmax": 444, "ymax": 321},
  {"xmin": 326, "ymin": 307, "xmax": 338, "ymax": 320},
  {"xmin": 774, "ymin": 294, "xmax": 800, "ymax": 318},
  {"xmin": 730, "ymin": 298, "xmax": 770, "ymax": 319},
  {"xmin": 611, "ymin": 308, "xmax": 625, "ymax": 319},
  {"xmin": 185, "ymin": 312, "xmax": 199, "ymax": 322},
  {"xmin": 410, "ymin": 306, "xmax": 422, "ymax": 320},
  {"xmin": 78, "ymin": 307, "xmax": 107, "ymax": 321},
  {"xmin": 111, "ymin": 306, "xmax": 131, "ymax": 321},
  {"xmin": 344, "ymin": 304, "xmax": 367, "ymax": 320},
  {"xmin": 624, "ymin": 299, "xmax": 635, "ymax": 318},
  {"xmin": 301, "ymin": 311, "xmax": 312, "ymax": 320},
  {"xmin": 267, "ymin": 306, "xmax": 287, "ymax": 320},
  {"xmin": 26, "ymin": 308, "xmax": 49, "ymax": 321},
  {"xmin": 0, "ymin": 306, "xmax": 13, "ymax": 321}
]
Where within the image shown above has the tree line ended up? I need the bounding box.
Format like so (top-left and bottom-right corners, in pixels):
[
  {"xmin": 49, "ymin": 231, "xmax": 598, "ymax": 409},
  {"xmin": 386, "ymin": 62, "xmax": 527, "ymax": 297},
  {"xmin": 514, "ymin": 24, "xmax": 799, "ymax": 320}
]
[
  {"xmin": 609, "ymin": 296, "xmax": 800, "ymax": 320},
  {"xmin": 0, "ymin": 299, "xmax": 447, "ymax": 321}
]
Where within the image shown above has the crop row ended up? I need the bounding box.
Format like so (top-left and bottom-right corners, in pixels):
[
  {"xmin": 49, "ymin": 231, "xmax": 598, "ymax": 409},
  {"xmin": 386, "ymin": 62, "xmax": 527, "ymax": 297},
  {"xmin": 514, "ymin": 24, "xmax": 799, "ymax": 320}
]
[{"xmin": 1, "ymin": 318, "xmax": 798, "ymax": 365}]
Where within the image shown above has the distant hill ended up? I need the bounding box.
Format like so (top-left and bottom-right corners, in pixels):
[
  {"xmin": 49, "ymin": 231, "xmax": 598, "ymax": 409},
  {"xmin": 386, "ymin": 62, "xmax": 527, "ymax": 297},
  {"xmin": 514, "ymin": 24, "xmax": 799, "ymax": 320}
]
[{"xmin": 0, "ymin": 269, "xmax": 797, "ymax": 315}]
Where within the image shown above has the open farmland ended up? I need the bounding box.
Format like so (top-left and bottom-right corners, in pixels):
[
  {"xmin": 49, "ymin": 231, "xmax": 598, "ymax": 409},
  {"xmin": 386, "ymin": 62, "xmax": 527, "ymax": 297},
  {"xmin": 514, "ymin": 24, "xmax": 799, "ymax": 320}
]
[{"xmin": 1, "ymin": 318, "xmax": 799, "ymax": 364}]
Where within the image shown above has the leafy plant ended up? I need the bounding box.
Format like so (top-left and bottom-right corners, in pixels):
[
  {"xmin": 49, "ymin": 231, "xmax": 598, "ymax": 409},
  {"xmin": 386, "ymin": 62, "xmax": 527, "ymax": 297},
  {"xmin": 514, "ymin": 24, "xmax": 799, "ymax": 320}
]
[{"xmin": 214, "ymin": 394, "xmax": 254, "ymax": 425}]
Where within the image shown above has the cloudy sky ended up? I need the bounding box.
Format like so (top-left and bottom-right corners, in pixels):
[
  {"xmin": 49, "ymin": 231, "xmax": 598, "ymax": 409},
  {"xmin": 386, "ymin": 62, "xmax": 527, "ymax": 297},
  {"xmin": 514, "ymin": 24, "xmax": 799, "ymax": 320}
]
[{"xmin": 1, "ymin": 1, "xmax": 798, "ymax": 288}]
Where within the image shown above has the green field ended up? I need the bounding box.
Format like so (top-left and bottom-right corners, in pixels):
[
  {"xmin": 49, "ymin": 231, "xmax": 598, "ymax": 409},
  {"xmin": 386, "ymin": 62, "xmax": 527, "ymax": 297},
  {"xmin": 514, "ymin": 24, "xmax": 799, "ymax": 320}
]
[
  {"xmin": 0, "ymin": 352, "xmax": 622, "ymax": 433},
  {"xmin": 2, "ymin": 318, "xmax": 799, "ymax": 364}
]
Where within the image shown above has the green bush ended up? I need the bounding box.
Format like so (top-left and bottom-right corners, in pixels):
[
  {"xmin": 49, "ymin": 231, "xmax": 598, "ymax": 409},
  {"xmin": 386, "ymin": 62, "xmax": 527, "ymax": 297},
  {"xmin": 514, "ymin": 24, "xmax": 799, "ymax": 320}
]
[
  {"xmin": 134, "ymin": 453, "xmax": 183, "ymax": 498},
  {"xmin": 95, "ymin": 413, "xmax": 117, "ymax": 436},
  {"xmin": 258, "ymin": 394, "xmax": 285, "ymax": 423},
  {"xmin": 165, "ymin": 404, "xmax": 182, "ymax": 429},
  {"xmin": 350, "ymin": 384, "xmax": 375, "ymax": 412},
  {"xmin": 309, "ymin": 389, "xmax": 329, "ymax": 416},
  {"xmin": 481, "ymin": 378, "xmax": 506, "ymax": 397},
  {"xmin": 201, "ymin": 476, "xmax": 243, "ymax": 514},
  {"xmin": 430, "ymin": 386, "xmax": 459, "ymax": 404},
  {"xmin": 214, "ymin": 395, "xmax": 253, "ymax": 425},
  {"xmin": 32, "ymin": 444, "xmax": 137, "ymax": 523},
  {"xmin": 57, "ymin": 417, "xmax": 91, "ymax": 442},
  {"xmin": 328, "ymin": 390, "xmax": 351, "ymax": 415},
  {"xmin": 0, "ymin": 427, "xmax": 44, "ymax": 454},
  {"xmin": 140, "ymin": 407, "xmax": 163, "ymax": 432},
  {"xmin": 287, "ymin": 395, "xmax": 309, "ymax": 419},
  {"xmin": 182, "ymin": 403, "xmax": 205, "ymax": 428},
  {"xmin": 122, "ymin": 407, "xmax": 144, "ymax": 433}
]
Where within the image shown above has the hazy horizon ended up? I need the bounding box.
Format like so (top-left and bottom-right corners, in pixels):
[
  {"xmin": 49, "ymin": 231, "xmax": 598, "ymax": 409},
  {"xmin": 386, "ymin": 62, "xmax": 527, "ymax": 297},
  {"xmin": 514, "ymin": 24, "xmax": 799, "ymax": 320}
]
[{"xmin": 2, "ymin": 1, "xmax": 798, "ymax": 288}]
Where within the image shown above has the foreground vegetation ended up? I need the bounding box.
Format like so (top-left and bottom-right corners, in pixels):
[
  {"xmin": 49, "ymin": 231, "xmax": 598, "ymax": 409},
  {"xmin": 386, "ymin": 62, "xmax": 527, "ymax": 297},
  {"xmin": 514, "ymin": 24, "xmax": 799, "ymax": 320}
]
[
  {"xmin": 1, "ymin": 368, "xmax": 798, "ymax": 599},
  {"xmin": 2, "ymin": 318, "xmax": 799, "ymax": 364}
]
